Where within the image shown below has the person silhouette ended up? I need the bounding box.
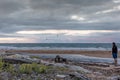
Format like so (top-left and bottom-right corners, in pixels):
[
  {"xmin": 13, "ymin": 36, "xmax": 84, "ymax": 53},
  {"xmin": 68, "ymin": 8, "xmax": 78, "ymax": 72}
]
[{"xmin": 112, "ymin": 42, "xmax": 118, "ymax": 66}]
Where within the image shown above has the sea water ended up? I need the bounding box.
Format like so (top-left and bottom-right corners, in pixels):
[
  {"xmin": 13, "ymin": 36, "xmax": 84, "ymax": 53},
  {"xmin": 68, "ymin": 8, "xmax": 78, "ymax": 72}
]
[{"xmin": 0, "ymin": 43, "xmax": 119, "ymax": 50}]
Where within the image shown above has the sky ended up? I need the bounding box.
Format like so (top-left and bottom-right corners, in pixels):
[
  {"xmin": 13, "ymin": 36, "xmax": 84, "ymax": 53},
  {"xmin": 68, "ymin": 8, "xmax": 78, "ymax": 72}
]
[{"xmin": 0, "ymin": 0, "xmax": 120, "ymax": 43}]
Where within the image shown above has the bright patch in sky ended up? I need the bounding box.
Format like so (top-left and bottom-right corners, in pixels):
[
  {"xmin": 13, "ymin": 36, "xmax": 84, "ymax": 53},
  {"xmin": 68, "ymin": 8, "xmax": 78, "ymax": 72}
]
[
  {"xmin": 71, "ymin": 15, "xmax": 85, "ymax": 21},
  {"xmin": 0, "ymin": 38, "xmax": 34, "ymax": 43},
  {"xmin": 113, "ymin": 0, "xmax": 120, "ymax": 3},
  {"xmin": 96, "ymin": 6, "xmax": 120, "ymax": 14},
  {"xmin": 16, "ymin": 30, "xmax": 119, "ymax": 36},
  {"xmin": 16, "ymin": 30, "xmax": 93, "ymax": 35}
]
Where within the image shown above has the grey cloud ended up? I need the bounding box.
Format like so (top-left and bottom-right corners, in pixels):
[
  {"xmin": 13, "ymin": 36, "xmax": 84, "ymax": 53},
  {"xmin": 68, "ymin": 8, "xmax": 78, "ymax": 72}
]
[
  {"xmin": 0, "ymin": 0, "xmax": 25, "ymax": 16},
  {"xmin": 30, "ymin": 0, "xmax": 112, "ymax": 9},
  {"xmin": 0, "ymin": 0, "xmax": 119, "ymax": 37}
]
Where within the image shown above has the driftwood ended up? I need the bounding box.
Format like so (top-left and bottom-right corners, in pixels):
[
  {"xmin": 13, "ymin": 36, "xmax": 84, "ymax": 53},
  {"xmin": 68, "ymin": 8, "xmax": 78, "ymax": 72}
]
[
  {"xmin": 2, "ymin": 58, "xmax": 34, "ymax": 64},
  {"xmin": 78, "ymin": 62, "xmax": 110, "ymax": 67},
  {"xmin": 69, "ymin": 72, "xmax": 90, "ymax": 80}
]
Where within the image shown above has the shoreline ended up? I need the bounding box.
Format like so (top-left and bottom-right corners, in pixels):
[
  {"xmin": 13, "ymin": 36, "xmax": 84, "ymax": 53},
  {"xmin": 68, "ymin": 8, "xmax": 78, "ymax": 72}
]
[{"xmin": 3, "ymin": 49, "xmax": 120, "ymax": 58}]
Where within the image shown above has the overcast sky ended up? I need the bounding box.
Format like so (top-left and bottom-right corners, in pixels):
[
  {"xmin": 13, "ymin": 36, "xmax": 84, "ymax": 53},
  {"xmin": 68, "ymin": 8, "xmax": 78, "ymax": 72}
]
[{"xmin": 0, "ymin": 0, "xmax": 120, "ymax": 43}]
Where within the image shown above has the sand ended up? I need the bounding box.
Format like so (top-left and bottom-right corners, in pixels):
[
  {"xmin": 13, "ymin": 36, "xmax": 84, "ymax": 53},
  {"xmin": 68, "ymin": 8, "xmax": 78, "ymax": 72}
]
[{"xmin": 3, "ymin": 49, "xmax": 120, "ymax": 58}]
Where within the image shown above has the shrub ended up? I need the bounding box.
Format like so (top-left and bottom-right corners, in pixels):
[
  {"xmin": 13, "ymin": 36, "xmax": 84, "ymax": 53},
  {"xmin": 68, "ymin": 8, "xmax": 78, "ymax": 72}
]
[
  {"xmin": 31, "ymin": 62, "xmax": 39, "ymax": 72},
  {"xmin": 19, "ymin": 64, "xmax": 33, "ymax": 74},
  {"xmin": 37, "ymin": 78, "xmax": 41, "ymax": 80},
  {"xmin": 19, "ymin": 63, "xmax": 48, "ymax": 74},
  {"xmin": 6, "ymin": 63, "xmax": 15, "ymax": 73},
  {"xmin": 0, "ymin": 58, "xmax": 4, "ymax": 71},
  {"xmin": 32, "ymin": 63, "xmax": 48, "ymax": 74},
  {"xmin": 0, "ymin": 58, "xmax": 15, "ymax": 73},
  {"xmin": 37, "ymin": 64, "xmax": 47, "ymax": 73}
]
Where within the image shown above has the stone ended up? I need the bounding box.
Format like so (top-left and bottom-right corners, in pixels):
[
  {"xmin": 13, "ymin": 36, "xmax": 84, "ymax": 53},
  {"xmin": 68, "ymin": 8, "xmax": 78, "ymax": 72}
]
[
  {"xmin": 54, "ymin": 55, "xmax": 67, "ymax": 63},
  {"xmin": 56, "ymin": 74, "xmax": 67, "ymax": 78}
]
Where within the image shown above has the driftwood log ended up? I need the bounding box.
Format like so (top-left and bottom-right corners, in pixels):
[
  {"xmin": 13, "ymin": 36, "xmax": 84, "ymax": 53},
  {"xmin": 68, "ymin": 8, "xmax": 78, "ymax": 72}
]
[
  {"xmin": 69, "ymin": 72, "xmax": 90, "ymax": 80},
  {"xmin": 2, "ymin": 58, "xmax": 34, "ymax": 64},
  {"xmin": 78, "ymin": 62, "xmax": 110, "ymax": 67}
]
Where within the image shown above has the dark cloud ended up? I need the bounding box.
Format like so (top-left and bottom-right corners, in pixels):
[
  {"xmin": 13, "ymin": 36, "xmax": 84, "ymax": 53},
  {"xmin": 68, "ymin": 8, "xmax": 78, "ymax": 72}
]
[
  {"xmin": 30, "ymin": 0, "xmax": 112, "ymax": 9},
  {"xmin": 0, "ymin": 0, "xmax": 119, "ymax": 30},
  {"xmin": 0, "ymin": 0, "xmax": 119, "ymax": 42}
]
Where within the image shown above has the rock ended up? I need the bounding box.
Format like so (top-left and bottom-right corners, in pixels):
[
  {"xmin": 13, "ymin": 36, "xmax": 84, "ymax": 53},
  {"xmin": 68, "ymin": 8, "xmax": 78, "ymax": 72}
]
[
  {"xmin": 56, "ymin": 74, "xmax": 67, "ymax": 78},
  {"xmin": 93, "ymin": 72, "xmax": 103, "ymax": 76},
  {"xmin": 0, "ymin": 72, "xmax": 10, "ymax": 80},
  {"xmin": 55, "ymin": 55, "xmax": 60, "ymax": 62},
  {"xmin": 54, "ymin": 55, "xmax": 67, "ymax": 63},
  {"xmin": 108, "ymin": 76, "xmax": 120, "ymax": 80}
]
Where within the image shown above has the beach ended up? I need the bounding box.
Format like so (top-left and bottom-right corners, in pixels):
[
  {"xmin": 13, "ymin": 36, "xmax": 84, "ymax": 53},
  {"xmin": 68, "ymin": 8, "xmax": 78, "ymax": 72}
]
[
  {"xmin": 0, "ymin": 49, "xmax": 120, "ymax": 80},
  {"xmin": 0, "ymin": 48, "xmax": 120, "ymax": 80},
  {"xmin": 4, "ymin": 49, "xmax": 120, "ymax": 58}
]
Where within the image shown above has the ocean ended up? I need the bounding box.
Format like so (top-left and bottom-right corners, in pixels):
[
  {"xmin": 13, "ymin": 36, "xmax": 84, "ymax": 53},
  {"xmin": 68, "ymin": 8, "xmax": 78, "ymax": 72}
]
[{"xmin": 0, "ymin": 43, "xmax": 119, "ymax": 51}]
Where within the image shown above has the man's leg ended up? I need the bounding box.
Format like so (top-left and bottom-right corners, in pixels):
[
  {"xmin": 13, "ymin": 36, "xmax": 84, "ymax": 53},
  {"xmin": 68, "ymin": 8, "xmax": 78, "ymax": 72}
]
[{"xmin": 115, "ymin": 58, "xmax": 117, "ymax": 66}]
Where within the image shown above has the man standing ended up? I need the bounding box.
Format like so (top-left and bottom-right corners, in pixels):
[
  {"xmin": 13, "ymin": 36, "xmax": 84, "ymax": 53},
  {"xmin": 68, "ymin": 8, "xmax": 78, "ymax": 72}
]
[{"xmin": 112, "ymin": 42, "xmax": 118, "ymax": 66}]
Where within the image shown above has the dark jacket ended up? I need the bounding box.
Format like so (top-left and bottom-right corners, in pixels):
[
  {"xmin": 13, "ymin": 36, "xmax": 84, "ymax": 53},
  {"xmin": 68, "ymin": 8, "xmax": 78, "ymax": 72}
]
[{"xmin": 112, "ymin": 45, "xmax": 118, "ymax": 53}]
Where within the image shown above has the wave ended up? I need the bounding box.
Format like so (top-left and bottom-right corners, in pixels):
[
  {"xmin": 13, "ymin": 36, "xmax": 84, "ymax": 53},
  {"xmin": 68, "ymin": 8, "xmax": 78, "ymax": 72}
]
[{"xmin": 0, "ymin": 45, "xmax": 112, "ymax": 51}]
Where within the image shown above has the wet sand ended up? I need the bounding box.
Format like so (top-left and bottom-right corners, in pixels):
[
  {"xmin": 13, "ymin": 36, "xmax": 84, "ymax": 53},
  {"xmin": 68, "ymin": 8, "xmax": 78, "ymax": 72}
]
[{"xmin": 3, "ymin": 49, "xmax": 120, "ymax": 58}]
